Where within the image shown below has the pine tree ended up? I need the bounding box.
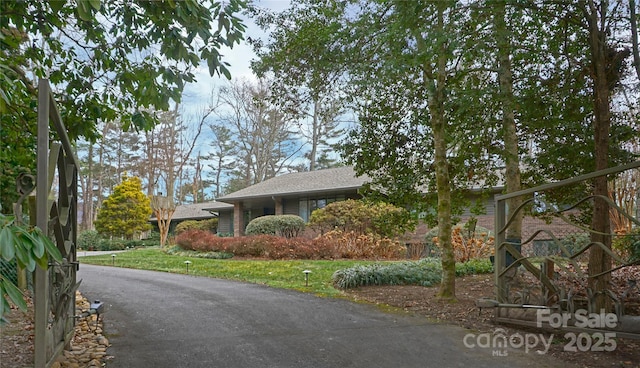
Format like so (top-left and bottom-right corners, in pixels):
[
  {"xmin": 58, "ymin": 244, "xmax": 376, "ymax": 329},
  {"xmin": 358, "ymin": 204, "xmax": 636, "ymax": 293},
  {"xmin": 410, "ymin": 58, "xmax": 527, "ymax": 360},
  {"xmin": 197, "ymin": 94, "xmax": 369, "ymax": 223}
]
[{"xmin": 95, "ymin": 174, "xmax": 152, "ymax": 240}]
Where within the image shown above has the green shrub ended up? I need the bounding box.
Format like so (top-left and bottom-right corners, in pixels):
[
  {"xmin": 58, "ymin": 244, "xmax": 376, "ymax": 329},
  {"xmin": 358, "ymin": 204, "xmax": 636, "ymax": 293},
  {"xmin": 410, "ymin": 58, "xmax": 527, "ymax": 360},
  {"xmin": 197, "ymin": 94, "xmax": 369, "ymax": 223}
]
[
  {"xmin": 245, "ymin": 215, "xmax": 305, "ymax": 238},
  {"xmin": 245, "ymin": 216, "xmax": 278, "ymax": 236},
  {"xmin": 558, "ymin": 232, "xmax": 591, "ymax": 256},
  {"xmin": 309, "ymin": 199, "xmax": 415, "ymax": 238},
  {"xmin": 332, "ymin": 258, "xmax": 493, "ymax": 289},
  {"xmin": 455, "ymin": 258, "xmax": 494, "ymax": 276},
  {"xmin": 613, "ymin": 228, "xmax": 640, "ymax": 262},
  {"xmin": 175, "ymin": 218, "xmax": 218, "ymax": 235},
  {"xmin": 78, "ymin": 230, "xmax": 102, "ymax": 250},
  {"xmin": 96, "ymin": 238, "xmax": 126, "ymax": 251},
  {"xmin": 133, "ymin": 238, "xmax": 159, "ymax": 247},
  {"xmin": 146, "ymin": 231, "xmax": 161, "ymax": 241}
]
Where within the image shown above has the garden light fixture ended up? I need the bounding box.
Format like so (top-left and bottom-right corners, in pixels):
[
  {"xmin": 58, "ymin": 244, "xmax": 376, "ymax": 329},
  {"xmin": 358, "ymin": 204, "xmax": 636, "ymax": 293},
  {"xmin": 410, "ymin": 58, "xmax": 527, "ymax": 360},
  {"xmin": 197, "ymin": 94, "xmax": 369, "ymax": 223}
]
[{"xmin": 303, "ymin": 270, "xmax": 312, "ymax": 287}]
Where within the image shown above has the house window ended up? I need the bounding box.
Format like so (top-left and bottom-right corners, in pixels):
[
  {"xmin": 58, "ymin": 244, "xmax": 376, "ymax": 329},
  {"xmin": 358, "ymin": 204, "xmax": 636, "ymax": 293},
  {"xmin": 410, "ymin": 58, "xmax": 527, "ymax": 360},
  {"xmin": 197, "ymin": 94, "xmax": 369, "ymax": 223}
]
[
  {"xmin": 299, "ymin": 199, "xmax": 308, "ymax": 222},
  {"xmin": 299, "ymin": 195, "xmax": 345, "ymax": 222}
]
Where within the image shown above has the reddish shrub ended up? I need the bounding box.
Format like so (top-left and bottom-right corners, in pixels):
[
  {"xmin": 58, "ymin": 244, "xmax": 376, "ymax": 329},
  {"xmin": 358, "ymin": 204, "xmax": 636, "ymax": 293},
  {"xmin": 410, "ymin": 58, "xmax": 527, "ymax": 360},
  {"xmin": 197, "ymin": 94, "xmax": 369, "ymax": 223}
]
[
  {"xmin": 175, "ymin": 229, "xmax": 406, "ymax": 260},
  {"xmin": 175, "ymin": 230, "xmax": 234, "ymax": 252}
]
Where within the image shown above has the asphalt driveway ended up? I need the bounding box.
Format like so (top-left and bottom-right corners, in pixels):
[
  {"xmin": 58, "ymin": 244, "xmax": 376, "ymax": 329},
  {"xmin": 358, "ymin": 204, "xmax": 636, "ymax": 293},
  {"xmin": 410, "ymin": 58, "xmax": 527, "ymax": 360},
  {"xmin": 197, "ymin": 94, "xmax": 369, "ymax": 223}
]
[{"xmin": 77, "ymin": 264, "xmax": 563, "ymax": 368}]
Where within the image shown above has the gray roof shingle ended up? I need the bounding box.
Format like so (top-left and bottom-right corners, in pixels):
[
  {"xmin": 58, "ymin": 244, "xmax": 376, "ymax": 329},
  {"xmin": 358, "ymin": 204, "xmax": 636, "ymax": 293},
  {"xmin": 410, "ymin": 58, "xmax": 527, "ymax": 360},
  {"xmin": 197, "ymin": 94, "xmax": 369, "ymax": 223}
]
[
  {"xmin": 151, "ymin": 202, "xmax": 233, "ymax": 221},
  {"xmin": 217, "ymin": 166, "xmax": 369, "ymax": 201}
]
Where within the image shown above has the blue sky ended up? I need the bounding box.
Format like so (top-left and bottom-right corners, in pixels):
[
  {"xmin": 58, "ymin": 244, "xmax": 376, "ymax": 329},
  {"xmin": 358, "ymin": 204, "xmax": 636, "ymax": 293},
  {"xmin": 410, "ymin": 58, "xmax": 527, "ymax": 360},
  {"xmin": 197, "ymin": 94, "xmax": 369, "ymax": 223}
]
[{"xmin": 180, "ymin": 0, "xmax": 291, "ymax": 112}]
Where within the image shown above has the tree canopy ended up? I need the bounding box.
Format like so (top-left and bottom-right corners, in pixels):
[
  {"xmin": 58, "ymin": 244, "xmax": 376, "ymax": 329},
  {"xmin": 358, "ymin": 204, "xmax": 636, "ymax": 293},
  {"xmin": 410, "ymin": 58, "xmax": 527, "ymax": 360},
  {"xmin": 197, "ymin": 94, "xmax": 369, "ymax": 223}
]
[
  {"xmin": 252, "ymin": 0, "xmax": 640, "ymax": 300},
  {"xmin": 0, "ymin": 0, "xmax": 246, "ymax": 211}
]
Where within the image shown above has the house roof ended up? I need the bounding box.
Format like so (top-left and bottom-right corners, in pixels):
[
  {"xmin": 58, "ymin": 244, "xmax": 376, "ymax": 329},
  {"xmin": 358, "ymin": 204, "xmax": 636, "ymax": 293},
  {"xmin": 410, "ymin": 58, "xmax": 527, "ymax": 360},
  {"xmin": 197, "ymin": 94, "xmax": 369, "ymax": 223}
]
[
  {"xmin": 217, "ymin": 166, "xmax": 370, "ymax": 202},
  {"xmin": 151, "ymin": 202, "xmax": 233, "ymax": 221}
]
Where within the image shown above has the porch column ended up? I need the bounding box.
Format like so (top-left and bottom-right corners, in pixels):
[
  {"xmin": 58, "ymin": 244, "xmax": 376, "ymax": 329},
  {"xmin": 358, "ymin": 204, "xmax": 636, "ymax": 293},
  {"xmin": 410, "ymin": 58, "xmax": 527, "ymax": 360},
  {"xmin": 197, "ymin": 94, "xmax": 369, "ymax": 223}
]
[
  {"xmin": 234, "ymin": 201, "xmax": 244, "ymax": 237},
  {"xmin": 274, "ymin": 196, "xmax": 283, "ymax": 215}
]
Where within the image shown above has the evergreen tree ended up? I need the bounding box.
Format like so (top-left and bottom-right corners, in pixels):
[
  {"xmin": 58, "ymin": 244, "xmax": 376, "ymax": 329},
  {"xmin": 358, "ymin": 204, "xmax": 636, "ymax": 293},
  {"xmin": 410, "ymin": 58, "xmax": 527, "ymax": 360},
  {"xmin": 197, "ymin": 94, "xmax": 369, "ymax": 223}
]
[{"xmin": 95, "ymin": 174, "xmax": 152, "ymax": 240}]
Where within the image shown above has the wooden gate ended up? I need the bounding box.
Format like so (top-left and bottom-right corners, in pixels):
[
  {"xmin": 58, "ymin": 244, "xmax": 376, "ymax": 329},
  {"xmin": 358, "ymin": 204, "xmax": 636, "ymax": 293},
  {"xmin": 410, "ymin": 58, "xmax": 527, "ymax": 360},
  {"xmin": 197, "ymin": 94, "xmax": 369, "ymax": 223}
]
[{"xmin": 33, "ymin": 79, "xmax": 80, "ymax": 367}]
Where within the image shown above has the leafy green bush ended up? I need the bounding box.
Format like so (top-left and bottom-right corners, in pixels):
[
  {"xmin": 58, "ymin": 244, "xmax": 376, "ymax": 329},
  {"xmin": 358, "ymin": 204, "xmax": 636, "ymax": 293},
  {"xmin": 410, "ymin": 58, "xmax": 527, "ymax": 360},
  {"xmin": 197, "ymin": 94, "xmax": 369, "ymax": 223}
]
[
  {"xmin": 558, "ymin": 232, "xmax": 591, "ymax": 256},
  {"xmin": 96, "ymin": 239, "xmax": 126, "ymax": 251},
  {"xmin": 332, "ymin": 258, "xmax": 493, "ymax": 289},
  {"xmin": 0, "ymin": 213, "xmax": 62, "ymax": 324},
  {"xmin": 309, "ymin": 199, "xmax": 415, "ymax": 238},
  {"xmin": 455, "ymin": 258, "xmax": 494, "ymax": 276},
  {"xmin": 146, "ymin": 231, "xmax": 161, "ymax": 241},
  {"xmin": 175, "ymin": 218, "xmax": 218, "ymax": 235},
  {"xmin": 613, "ymin": 228, "xmax": 640, "ymax": 262},
  {"xmin": 245, "ymin": 215, "xmax": 305, "ymax": 238},
  {"xmin": 77, "ymin": 230, "xmax": 101, "ymax": 250}
]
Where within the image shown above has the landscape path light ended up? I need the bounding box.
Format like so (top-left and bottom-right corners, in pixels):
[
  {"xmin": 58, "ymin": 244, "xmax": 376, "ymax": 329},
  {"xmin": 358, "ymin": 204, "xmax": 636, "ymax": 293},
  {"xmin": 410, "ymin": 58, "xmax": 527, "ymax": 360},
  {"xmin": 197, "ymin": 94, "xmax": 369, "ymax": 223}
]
[
  {"xmin": 303, "ymin": 270, "xmax": 312, "ymax": 287},
  {"xmin": 111, "ymin": 254, "xmax": 116, "ymax": 266},
  {"xmin": 184, "ymin": 260, "xmax": 192, "ymax": 273}
]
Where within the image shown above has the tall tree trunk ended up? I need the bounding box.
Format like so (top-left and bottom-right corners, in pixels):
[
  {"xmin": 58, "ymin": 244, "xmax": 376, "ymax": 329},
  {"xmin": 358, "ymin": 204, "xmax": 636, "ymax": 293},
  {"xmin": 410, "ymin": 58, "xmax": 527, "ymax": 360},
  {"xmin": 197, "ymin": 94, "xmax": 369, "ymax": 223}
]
[
  {"xmin": 493, "ymin": 0, "xmax": 523, "ymax": 240},
  {"xmin": 95, "ymin": 124, "xmax": 108, "ymax": 223},
  {"xmin": 584, "ymin": 0, "xmax": 612, "ymax": 311},
  {"xmin": 629, "ymin": 0, "xmax": 640, "ymax": 79},
  {"xmin": 145, "ymin": 131, "xmax": 156, "ymax": 197},
  {"xmin": 193, "ymin": 155, "xmax": 202, "ymax": 203},
  {"xmin": 430, "ymin": 4, "xmax": 455, "ymax": 301},
  {"xmin": 82, "ymin": 143, "xmax": 94, "ymax": 230},
  {"xmin": 309, "ymin": 99, "xmax": 320, "ymax": 171}
]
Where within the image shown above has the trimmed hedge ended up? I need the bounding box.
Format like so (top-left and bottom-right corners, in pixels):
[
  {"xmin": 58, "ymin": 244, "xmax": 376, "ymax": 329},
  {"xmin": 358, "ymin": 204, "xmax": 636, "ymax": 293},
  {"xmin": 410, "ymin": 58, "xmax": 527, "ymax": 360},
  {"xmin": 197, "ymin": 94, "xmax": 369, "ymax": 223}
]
[{"xmin": 245, "ymin": 215, "xmax": 306, "ymax": 238}]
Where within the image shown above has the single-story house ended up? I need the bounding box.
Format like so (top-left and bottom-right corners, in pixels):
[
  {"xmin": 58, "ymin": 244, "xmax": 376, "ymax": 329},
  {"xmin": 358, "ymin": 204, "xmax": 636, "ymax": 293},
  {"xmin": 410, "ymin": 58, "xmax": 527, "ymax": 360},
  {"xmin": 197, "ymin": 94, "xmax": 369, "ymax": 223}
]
[
  {"xmin": 215, "ymin": 166, "xmax": 369, "ymax": 236},
  {"xmin": 150, "ymin": 201, "xmax": 233, "ymax": 234},
  {"xmin": 213, "ymin": 166, "xmax": 580, "ymax": 257},
  {"xmin": 213, "ymin": 165, "xmax": 512, "ymax": 238}
]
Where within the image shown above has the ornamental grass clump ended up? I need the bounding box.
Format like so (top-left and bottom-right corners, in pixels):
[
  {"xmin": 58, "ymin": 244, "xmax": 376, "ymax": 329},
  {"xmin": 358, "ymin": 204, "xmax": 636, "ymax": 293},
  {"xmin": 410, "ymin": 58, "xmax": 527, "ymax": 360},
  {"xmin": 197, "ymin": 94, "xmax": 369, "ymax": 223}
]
[
  {"xmin": 332, "ymin": 258, "xmax": 493, "ymax": 289},
  {"xmin": 333, "ymin": 258, "xmax": 442, "ymax": 289}
]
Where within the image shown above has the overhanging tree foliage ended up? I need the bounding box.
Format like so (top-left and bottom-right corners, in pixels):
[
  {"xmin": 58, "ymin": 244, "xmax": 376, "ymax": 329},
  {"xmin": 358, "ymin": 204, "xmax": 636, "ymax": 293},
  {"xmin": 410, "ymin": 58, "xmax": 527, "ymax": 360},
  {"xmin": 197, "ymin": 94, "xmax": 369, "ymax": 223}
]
[
  {"xmin": 0, "ymin": 214, "xmax": 62, "ymax": 324},
  {"xmin": 0, "ymin": 0, "xmax": 246, "ymax": 211}
]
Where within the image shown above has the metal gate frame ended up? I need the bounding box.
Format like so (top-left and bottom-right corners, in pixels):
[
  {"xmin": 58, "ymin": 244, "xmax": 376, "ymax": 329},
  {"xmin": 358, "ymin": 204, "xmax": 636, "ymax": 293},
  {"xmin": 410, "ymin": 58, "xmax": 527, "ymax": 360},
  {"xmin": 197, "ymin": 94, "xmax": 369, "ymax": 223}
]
[
  {"xmin": 34, "ymin": 79, "xmax": 80, "ymax": 367},
  {"xmin": 493, "ymin": 160, "xmax": 640, "ymax": 338}
]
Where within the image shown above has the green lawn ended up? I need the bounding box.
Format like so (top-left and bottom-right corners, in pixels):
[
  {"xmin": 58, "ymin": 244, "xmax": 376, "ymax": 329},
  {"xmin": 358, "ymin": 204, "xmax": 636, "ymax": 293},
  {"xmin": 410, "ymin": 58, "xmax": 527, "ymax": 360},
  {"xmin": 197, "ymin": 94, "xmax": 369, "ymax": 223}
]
[{"xmin": 79, "ymin": 248, "xmax": 378, "ymax": 297}]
